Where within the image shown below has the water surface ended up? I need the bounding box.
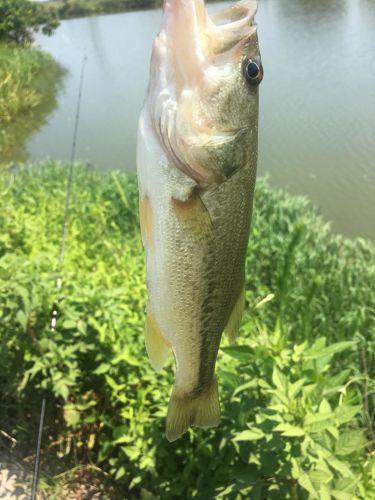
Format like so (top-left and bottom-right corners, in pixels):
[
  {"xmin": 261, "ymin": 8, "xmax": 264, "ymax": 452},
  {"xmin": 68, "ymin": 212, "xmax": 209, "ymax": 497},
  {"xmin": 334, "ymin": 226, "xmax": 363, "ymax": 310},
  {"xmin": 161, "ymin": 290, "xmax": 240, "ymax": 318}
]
[{"xmin": 26, "ymin": 0, "xmax": 375, "ymax": 240}]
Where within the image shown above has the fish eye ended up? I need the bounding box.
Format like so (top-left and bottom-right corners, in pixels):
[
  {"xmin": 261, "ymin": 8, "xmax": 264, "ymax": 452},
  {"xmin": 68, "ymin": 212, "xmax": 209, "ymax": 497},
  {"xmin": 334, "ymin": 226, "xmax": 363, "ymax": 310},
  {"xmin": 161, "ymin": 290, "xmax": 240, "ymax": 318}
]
[{"xmin": 244, "ymin": 59, "xmax": 263, "ymax": 86}]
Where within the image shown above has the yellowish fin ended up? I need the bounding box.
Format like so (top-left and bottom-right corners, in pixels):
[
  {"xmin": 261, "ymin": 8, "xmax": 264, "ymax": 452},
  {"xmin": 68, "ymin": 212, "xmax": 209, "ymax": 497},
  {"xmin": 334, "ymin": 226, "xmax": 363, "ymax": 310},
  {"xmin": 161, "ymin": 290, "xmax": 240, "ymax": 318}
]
[
  {"xmin": 224, "ymin": 286, "xmax": 245, "ymax": 344},
  {"xmin": 166, "ymin": 377, "xmax": 220, "ymax": 442},
  {"xmin": 145, "ymin": 311, "xmax": 170, "ymax": 371},
  {"xmin": 171, "ymin": 191, "xmax": 213, "ymax": 239},
  {"xmin": 139, "ymin": 195, "xmax": 154, "ymax": 251}
]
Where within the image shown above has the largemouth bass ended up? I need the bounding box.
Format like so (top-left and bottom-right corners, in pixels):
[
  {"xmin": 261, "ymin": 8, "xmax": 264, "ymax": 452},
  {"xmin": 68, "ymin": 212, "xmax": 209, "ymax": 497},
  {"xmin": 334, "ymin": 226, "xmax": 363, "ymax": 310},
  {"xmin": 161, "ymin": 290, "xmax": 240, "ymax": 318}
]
[{"xmin": 137, "ymin": 0, "xmax": 263, "ymax": 442}]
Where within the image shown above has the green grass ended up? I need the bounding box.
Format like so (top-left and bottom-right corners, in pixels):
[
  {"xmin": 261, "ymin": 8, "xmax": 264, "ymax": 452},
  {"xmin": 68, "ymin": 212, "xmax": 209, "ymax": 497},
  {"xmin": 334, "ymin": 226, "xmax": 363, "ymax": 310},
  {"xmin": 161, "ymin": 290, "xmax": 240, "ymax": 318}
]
[
  {"xmin": 0, "ymin": 44, "xmax": 63, "ymax": 165},
  {"xmin": 0, "ymin": 162, "xmax": 374, "ymax": 498}
]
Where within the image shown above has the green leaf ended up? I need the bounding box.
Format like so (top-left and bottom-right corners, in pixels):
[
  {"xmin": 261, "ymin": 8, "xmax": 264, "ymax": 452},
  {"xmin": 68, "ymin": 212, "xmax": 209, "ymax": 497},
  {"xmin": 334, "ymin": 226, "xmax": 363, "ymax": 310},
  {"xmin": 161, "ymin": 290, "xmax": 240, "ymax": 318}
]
[
  {"xmin": 221, "ymin": 345, "xmax": 253, "ymax": 362},
  {"xmin": 272, "ymin": 366, "xmax": 287, "ymax": 392},
  {"xmin": 220, "ymin": 369, "xmax": 241, "ymax": 389},
  {"xmin": 62, "ymin": 319, "xmax": 77, "ymax": 329},
  {"xmin": 54, "ymin": 380, "xmax": 69, "ymax": 400},
  {"xmin": 233, "ymin": 428, "xmax": 265, "ymax": 441},
  {"xmin": 308, "ymin": 468, "xmax": 333, "ymax": 487},
  {"xmin": 318, "ymin": 484, "xmax": 331, "ymax": 500},
  {"xmin": 335, "ymin": 430, "xmax": 367, "ymax": 456},
  {"xmin": 288, "ymin": 378, "xmax": 305, "ymax": 399},
  {"xmin": 14, "ymin": 284, "xmax": 30, "ymax": 310},
  {"xmin": 298, "ymin": 473, "xmax": 318, "ymax": 498},
  {"xmin": 304, "ymin": 341, "xmax": 357, "ymax": 360},
  {"xmin": 140, "ymin": 488, "xmax": 158, "ymax": 500},
  {"xmin": 63, "ymin": 404, "xmax": 80, "ymax": 428},
  {"xmin": 112, "ymin": 350, "xmax": 140, "ymax": 367},
  {"xmin": 319, "ymin": 399, "xmax": 332, "ymax": 414},
  {"xmin": 333, "ymin": 405, "xmax": 362, "ymax": 426},
  {"xmin": 115, "ymin": 466, "xmax": 126, "ymax": 480},
  {"xmin": 105, "ymin": 375, "xmax": 125, "ymax": 392},
  {"xmin": 254, "ymin": 293, "xmax": 275, "ymax": 309},
  {"xmin": 304, "ymin": 412, "xmax": 335, "ymax": 433},
  {"xmin": 233, "ymin": 379, "xmax": 258, "ymax": 396},
  {"xmin": 274, "ymin": 423, "xmax": 305, "ymax": 437},
  {"xmin": 326, "ymin": 370, "xmax": 351, "ymax": 388},
  {"xmin": 314, "ymin": 445, "xmax": 354, "ymax": 478},
  {"xmin": 87, "ymin": 433, "xmax": 96, "ymax": 449},
  {"xmin": 334, "ymin": 476, "xmax": 361, "ymax": 494},
  {"xmin": 122, "ymin": 445, "xmax": 141, "ymax": 460},
  {"xmin": 94, "ymin": 363, "xmax": 111, "ymax": 375},
  {"xmin": 111, "ymin": 171, "xmax": 129, "ymax": 209},
  {"xmin": 331, "ymin": 491, "xmax": 356, "ymax": 500},
  {"xmin": 305, "ymin": 405, "xmax": 360, "ymax": 433},
  {"xmin": 16, "ymin": 310, "xmax": 27, "ymax": 330}
]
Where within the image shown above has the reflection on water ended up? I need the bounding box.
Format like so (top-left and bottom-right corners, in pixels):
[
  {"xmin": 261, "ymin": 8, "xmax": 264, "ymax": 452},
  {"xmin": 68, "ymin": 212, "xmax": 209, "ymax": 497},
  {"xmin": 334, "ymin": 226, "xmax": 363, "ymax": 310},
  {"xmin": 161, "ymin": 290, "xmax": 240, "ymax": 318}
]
[
  {"xmin": 258, "ymin": 0, "xmax": 375, "ymax": 242},
  {"xmin": 0, "ymin": 65, "xmax": 64, "ymax": 166},
  {"xmin": 23, "ymin": 0, "xmax": 375, "ymax": 240}
]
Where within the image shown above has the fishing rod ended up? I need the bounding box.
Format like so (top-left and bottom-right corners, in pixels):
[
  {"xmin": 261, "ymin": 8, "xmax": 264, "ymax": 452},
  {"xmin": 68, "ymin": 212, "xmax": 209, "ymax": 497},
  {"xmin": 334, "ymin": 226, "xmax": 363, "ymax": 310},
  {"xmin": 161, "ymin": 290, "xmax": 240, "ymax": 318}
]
[{"xmin": 31, "ymin": 51, "xmax": 88, "ymax": 500}]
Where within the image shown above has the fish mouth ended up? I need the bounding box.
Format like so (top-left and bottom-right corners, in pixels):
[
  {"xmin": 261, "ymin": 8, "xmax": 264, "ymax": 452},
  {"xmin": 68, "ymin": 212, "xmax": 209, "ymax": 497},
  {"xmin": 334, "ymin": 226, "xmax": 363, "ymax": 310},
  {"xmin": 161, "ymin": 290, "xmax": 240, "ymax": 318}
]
[
  {"xmin": 160, "ymin": 0, "xmax": 257, "ymax": 69},
  {"xmin": 212, "ymin": 2, "xmax": 256, "ymax": 25},
  {"xmin": 150, "ymin": 0, "xmax": 258, "ymax": 98},
  {"xmin": 210, "ymin": 1, "xmax": 258, "ymax": 49},
  {"xmin": 162, "ymin": 0, "xmax": 257, "ymax": 31}
]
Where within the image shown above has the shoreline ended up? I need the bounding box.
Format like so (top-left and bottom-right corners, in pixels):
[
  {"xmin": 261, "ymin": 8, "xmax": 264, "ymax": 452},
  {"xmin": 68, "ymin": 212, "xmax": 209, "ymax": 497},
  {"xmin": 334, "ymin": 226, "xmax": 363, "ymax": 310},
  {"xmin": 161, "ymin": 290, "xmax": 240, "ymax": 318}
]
[{"xmin": 43, "ymin": 0, "xmax": 220, "ymax": 20}]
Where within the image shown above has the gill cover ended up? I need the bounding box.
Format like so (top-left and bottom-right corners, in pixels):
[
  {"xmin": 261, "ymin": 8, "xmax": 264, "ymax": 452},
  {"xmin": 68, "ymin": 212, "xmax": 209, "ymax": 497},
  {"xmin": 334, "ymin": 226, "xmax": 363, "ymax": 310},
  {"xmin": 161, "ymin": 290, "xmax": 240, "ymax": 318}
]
[{"xmin": 146, "ymin": 0, "xmax": 262, "ymax": 187}]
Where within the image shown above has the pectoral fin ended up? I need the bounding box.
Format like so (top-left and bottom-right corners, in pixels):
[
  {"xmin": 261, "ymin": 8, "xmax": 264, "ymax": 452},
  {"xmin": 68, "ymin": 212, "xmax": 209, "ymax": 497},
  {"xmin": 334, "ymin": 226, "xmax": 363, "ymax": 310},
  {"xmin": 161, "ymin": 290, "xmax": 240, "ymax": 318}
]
[
  {"xmin": 145, "ymin": 311, "xmax": 170, "ymax": 371},
  {"xmin": 171, "ymin": 189, "xmax": 213, "ymax": 239},
  {"xmin": 224, "ymin": 286, "xmax": 245, "ymax": 344}
]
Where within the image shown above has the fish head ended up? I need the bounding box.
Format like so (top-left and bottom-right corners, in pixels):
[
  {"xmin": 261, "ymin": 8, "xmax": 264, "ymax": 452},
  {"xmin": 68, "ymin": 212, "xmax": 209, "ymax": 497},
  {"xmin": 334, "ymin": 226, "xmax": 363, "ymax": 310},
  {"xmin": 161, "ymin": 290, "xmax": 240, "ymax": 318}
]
[{"xmin": 146, "ymin": 0, "xmax": 263, "ymax": 186}]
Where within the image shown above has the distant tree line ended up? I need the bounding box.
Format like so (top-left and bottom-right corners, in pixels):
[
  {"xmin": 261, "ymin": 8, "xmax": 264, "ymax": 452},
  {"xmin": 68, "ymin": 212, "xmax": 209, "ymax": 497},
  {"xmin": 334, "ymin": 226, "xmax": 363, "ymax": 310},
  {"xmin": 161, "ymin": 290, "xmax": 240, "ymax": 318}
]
[
  {"xmin": 43, "ymin": 0, "xmax": 218, "ymax": 20},
  {"xmin": 44, "ymin": 0, "xmax": 165, "ymax": 20},
  {"xmin": 0, "ymin": 0, "xmax": 219, "ymax": 37},
  {"xmin": 0, "ymin": 0, "xmax": 59, "ymax": 45}
]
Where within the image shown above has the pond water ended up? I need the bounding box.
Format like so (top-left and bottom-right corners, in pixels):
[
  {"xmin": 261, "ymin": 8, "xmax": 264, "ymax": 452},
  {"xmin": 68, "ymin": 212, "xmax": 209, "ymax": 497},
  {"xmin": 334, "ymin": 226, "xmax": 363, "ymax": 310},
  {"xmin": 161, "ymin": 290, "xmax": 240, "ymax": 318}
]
[{"xmin": 25, "ymin": 0, "xmax": 375, "ymax": 241}]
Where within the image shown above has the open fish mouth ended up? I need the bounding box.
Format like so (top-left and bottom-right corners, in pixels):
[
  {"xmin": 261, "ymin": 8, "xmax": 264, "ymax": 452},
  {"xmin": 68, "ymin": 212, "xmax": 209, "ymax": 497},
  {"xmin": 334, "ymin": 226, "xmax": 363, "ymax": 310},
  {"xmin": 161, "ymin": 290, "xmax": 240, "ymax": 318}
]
[
  {"xmin": 157, "ymin": 0, "xmax": 258, "ymax": 88},
  {"xmin": 162, "ymin": 0, "xmax": 257, "ymax": 46}
]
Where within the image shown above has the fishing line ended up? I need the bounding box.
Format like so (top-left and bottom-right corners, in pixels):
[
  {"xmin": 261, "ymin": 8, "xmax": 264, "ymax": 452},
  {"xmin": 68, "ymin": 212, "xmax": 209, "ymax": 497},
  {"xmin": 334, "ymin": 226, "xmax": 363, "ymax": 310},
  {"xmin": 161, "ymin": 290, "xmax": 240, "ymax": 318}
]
[{"xmin": 31, "ymin": 51, "xmax": 87, "ymax": 500}]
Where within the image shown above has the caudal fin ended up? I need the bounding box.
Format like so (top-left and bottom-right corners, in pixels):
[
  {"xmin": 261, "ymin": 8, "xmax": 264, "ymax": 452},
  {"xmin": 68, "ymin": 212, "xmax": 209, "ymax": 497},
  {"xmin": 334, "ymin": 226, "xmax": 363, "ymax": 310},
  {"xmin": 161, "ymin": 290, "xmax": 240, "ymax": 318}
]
[{"xmin": 165, "ymin": 377, "xmax": 220, "ymax": 442}]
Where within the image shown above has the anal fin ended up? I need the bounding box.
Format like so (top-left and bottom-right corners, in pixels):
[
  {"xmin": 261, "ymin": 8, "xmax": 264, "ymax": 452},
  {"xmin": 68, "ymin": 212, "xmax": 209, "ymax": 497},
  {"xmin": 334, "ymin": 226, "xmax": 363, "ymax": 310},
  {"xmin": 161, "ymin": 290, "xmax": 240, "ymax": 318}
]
[
  {"xmin": 145, "ymin": 311, "xmax": 170, "ymax": 371},
  {"xmin": 224, "ymin": 286, "xmax": 245, "ymax": 344}
]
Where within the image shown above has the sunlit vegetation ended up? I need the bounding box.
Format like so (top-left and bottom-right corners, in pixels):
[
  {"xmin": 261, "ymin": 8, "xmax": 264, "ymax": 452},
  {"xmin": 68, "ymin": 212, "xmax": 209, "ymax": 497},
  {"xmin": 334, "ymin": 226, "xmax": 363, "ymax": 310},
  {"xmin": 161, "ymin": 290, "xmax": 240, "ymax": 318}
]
[
  {"xmin": 1, "ymin": 163, "xmax": 374, "ymax": 498},
  {"xmin": 0, "ymin": 44, "xmax": 64, "ymax": 166},
  {"xmin": 0, "ymin": 0, "xmax": 61, "ymax": 166},
  {"xmin": 0, "ymin": 0, "xmax": 59, "ymax": 45}
]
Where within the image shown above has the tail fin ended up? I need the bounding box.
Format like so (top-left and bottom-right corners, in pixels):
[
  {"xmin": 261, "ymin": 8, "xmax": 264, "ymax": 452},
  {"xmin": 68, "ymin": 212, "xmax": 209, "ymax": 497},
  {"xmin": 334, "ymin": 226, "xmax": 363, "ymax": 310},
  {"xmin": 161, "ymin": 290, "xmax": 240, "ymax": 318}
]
[{"xmin": 165, "ymin": 377, "xmax": 220, "ymax": 442}]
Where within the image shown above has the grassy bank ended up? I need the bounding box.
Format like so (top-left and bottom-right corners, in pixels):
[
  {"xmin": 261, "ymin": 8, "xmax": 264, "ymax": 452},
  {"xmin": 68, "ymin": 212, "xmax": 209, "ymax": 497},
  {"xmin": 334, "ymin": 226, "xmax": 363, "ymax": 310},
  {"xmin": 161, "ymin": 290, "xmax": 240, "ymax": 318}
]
[
  {"xmin": 0, "ymin": 163, "xmax": 374, "ymax": 498},
  {"xmin": 0, "ymin": 44, "xmax": 63, "ymax": 166}
]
